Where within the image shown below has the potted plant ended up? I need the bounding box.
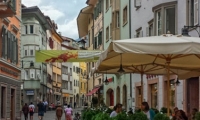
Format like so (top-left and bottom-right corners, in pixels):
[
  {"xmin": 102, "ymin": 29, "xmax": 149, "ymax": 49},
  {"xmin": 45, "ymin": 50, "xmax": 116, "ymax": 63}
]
[
  {"xmin": 154, "ymin": 113, "xmax": 170, "ymax": 120},
  {"xmin": 195, "ymin": 112, "xmax": 200, "ymax": 120}
]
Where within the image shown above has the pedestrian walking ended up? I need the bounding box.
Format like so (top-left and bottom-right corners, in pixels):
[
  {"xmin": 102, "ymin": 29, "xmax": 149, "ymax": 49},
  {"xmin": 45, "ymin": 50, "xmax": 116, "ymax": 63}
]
[
  {"xmin": 43, "ymin": 100, "xmax": 48, "ymax": 112},
  {"xmin": 22, "ymin": 103, "xmax": 29, "ymax": 120},
  {"xmin": 65, "ymin": 105, "xmax": 73, "ymax": 120},
  {"xmin": 29, "ymin": 102, "xmax": 35, "ymax": 120},
  {"xmin": 37, "ymin": 100, "xmax": 45, "ymax": 120},
  {"xmin": 56, "ymin": 104, "xmax": 63, "ymax": 120}
]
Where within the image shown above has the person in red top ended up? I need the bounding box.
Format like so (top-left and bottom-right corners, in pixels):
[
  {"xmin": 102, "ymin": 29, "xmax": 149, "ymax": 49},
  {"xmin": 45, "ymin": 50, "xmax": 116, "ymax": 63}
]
[{"xmin": 22, "ymin": 103, "xmax": 29, "ymax": 120}]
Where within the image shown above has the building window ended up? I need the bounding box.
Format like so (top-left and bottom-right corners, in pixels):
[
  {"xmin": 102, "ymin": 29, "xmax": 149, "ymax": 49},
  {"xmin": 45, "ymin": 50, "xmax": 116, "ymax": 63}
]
[
  {"xmin": 99, "ymin": 79, "xmax": 101, "ymax": 84},
  {"xmin": 74, "ymin": 80, "xmax": 75, "ymax": 86},
  {"xmin": 136, "ymin": 27, "xmax": 142, "ymax": 38},
  {"xmin": 106, "ymin": 0, "xmax": 109, "ymax": 10},
  {"xmin": 30, "ymin": 50, "xmax": 34, "ymax": 56},
  {"xmin": 156, "ymin": 11, "xmax": 162, "ymax": 36},
  {"xmin": 189, "ymin": 0, "xmax": 199, "ymax": 26},
  {"xmin": 123, "ymin": 6, "xmax": 128, "ymax": 25},
  {"xmin": 154, "ymin": 3, "xmax": 176, "ymax": 35},
  {"xmin": 25, "ymin": 25, "xmax": 28, "ymax": 34},
  {"xmin": 106, "ymin": 26, "xmax": 109, "ymax": 41},
  {"xmin": 70, "ymin": 82, "xmax": 72, "ymax": 90},
  {"xmin": 81, "ymin": 82, "xmax": 83, "ymax": 89},
  {"xmin": 165, "ymin": 7, "xmax": 175, "ymax": 34},
  {"xmin": 30, "ymin": 25, "xmax": 34, "ymax": 34},
  {"xmin": 24, "ymin": 50, "xmax": 27, "ymax": 56},
  {"xmin": 116, "ymin": 11, "xmax": 120, "ymax": 28},
  {"xmin": 149, "ymin": 24, "xmax": 153, "ymax": 36},
  {"xmin": 70, "ymin": 68, "xmax": 72, "ymax": 75},
  {"xmin": 151, "ymin": 84, "xmax": 158, "ymax": 109},
  {"xmin": 73, "ymin": 66, "xmax": 75, "ymax": 72}
]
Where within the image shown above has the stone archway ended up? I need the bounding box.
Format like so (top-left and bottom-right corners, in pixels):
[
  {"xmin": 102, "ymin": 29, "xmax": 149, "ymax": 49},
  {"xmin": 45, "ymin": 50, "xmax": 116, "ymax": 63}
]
[
  {"xmin": 116, "ymin": 86, "xmax": 120, "ymax": 104},
  {"xmin": 123, "ymin": 85, "xmax": 127, "ymax": 109},
  {"xmin": 106, "ymin": 89, "xmax": 114, "ymax": 106}
]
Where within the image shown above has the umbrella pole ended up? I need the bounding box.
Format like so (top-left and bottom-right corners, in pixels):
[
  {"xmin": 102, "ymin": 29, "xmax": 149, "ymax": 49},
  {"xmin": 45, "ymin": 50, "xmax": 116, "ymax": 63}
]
[
  {"xmin": 166, "ymin": 62, "xmax": 170, "ymax": 116},
  {"xmin": 141, "ymin": 73, "xmax": 143, "ymax": 106}
]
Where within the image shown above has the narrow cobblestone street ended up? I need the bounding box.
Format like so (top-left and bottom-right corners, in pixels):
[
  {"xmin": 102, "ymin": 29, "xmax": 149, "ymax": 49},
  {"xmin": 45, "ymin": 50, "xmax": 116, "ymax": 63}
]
[{"xmin": 21, "ymin": 108, "xmax": 83, "ymax": 120}]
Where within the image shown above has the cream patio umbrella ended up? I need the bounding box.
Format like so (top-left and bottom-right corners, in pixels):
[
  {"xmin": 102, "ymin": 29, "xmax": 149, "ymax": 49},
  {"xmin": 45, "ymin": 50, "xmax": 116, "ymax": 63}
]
[{"xmin": 95, "ymin": 34, "xmax": 200, "ymax": 116}]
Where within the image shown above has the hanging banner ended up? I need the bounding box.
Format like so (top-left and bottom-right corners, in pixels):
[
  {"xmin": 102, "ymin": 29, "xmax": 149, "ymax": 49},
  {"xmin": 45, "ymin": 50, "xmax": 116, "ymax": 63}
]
[{"xmin": 35, "ymin": 50, "xmax": 102, "ymax": 62}]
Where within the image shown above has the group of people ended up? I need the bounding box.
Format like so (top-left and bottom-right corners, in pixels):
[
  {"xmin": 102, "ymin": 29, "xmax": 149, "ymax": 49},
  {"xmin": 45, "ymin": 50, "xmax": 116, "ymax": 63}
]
[
  {"xmin": 21, "ymin": 100, "xmax": 48, "ymax": 120},
  {"xmin": 172, "ymin": 107, "xmax": 198, "ymax": 120},
  {"xmin": 109, "ymin": 102, "xmax": 199, "ymax": 120},
  {"xmin": 56, "ymin": 104, "xmax": 74, "ymax": 120},
  {"xmin": 110, "ymin": 102, "xmax": 155, "ymax": 120}
]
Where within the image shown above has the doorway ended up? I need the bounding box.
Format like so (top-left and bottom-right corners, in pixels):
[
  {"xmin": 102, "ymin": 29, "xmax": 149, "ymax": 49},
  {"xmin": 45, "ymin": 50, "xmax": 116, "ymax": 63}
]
[
  {"xmin": 187, "ymin": 77, "xmax": 199, "ymax": 113},
  {"xmin": 10, "ymin": 89, "xmax": 15, "ymax": 120},
  {"xmin": 106, "ymin": 89, "xmax": 114, "ymax": 106},
  {"xmin": 1, "ymin": 86, "xmax": 6, "ymax": 119}
]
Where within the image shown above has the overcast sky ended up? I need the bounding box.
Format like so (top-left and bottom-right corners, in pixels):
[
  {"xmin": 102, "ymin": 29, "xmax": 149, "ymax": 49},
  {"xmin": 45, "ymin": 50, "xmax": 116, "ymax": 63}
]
[{"xmin": 22, "ymin": 0, "xmax": 86, "ymax": 39}]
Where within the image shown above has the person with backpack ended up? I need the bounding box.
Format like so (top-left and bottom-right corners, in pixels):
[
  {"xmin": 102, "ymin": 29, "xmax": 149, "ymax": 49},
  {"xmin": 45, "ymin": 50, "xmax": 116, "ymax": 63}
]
[
  {"xmin": 37, "ymin": 100, "xmax": 45, "ymax": 120},
  {"xmin": 29, "ymin": 102, "xmax": 35, "ymax": 120},
  {"xmin": 22, "ymin": 103, "xmax": 29, "ymax": 120},
  {"xmin": 56, "ymin": 104, "xmax": 63, "ymax": 120}
]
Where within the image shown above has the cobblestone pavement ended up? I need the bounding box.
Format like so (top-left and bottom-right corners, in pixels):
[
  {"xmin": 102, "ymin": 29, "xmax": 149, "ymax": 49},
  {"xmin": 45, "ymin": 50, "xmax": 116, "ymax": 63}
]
[{"xmin": 21, "ymin": 107, "xmax": 83, "ymax": 120}]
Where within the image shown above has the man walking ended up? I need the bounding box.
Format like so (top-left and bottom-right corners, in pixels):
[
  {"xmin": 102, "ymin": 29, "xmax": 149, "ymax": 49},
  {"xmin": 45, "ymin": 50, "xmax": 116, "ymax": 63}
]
[
  {"xmin": 37, "ymin": 100, "xmax": 45, "ymax": 120},
  {"xmin": 43, "ymin": 100, "xmax": 48, "ymax": 112},
  {"xmin": 29, "ymin": 102, "xmax": 35, "ymax": 120}
]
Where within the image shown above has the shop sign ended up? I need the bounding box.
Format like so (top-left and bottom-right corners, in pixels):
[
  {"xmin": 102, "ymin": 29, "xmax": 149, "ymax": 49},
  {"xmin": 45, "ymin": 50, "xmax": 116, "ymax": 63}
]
[
  {"xmin": 26, "ymin": 90, "xmax": 34, "ymax": 95},
  {"xmin": 0, "ymin": 67, "xmax": 18, "ymax": 77}
]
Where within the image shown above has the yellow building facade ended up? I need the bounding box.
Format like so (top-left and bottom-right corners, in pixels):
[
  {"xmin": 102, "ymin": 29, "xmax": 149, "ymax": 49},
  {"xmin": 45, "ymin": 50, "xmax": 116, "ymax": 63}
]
[{"xmin": 79, "ymin": 62, "xmax": 87, "ymax": 106}]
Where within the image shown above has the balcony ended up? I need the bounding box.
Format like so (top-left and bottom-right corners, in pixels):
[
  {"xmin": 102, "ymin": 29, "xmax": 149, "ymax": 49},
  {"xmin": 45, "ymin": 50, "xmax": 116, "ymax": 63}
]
[{"xmin": 0, "ymin": 0, "xmax": 16, "ymax": 17}]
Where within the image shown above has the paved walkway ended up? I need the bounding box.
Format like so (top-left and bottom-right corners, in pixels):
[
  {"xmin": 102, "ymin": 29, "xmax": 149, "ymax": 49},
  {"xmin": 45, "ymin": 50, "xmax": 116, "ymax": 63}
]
[{"xmin": 21, "ymin": 108, "xmax": 83, "ymax": 120}]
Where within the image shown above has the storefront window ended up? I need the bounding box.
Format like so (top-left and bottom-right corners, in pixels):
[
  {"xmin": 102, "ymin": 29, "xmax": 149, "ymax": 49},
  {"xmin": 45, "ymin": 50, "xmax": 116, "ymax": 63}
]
[{"xmin": 151, "ymin": 84, "xmax": 158, "ymax": 109}]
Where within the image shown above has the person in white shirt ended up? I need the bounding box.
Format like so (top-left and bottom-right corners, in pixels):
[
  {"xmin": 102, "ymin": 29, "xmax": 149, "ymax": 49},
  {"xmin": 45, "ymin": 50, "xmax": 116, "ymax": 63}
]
[
  {"xmin": 43, "ymin": 101, "xmax": 48, "ymax": 112},
  {"xmin": 29, "ymin": 102, "xmax": 35, "ymax": 120},
  {"xmin": 110, "ymin": 103, "xmax": 122, "ymax": 118}
]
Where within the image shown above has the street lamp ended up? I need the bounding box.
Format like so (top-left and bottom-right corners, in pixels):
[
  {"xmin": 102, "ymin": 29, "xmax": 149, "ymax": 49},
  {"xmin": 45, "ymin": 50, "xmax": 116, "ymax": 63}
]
[
  {"xmin": 175, "ymin": 78, "xmax": 180, "ymax": 86},
  {"xmin": 117, "ymin": 54, "xmax": 125, "ymax": 74},
  {"xmin": 182, "ymin": 25, "xmax": 200, "ymax": 37}
]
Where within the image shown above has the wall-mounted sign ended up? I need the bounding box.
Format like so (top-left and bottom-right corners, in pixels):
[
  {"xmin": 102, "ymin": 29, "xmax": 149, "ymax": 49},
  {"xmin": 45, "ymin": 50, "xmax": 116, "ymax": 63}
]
[
  {"xmin": 26, "ymin": 90, "xmax": 34, "ymax": 95},
  {"xmin": 0, "ymin": 67, "xmax": 18, "ymax": 77}
]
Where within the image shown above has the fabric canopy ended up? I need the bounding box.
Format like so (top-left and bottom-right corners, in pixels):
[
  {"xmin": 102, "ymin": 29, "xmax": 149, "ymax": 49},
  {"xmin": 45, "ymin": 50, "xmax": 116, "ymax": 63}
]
[
  {"xmin": 86, "ymin": 87, "xmax": 100, "ymax": 96},
  {"xmin": 96, "ymin": 34, "xmax": 200, "ymax": 79},
  {"xmin": 35, "ymin": 50, "xmax": 101, "ymax": 62},
  {"xmin": 77, "ymin": 6, "xmax": 93, "ymax": 38}
]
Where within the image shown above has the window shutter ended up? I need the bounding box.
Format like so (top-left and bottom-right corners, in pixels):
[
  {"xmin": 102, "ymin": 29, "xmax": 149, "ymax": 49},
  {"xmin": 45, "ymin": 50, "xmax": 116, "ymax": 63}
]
[
  {"xmin": 7, "ymin": 31, "xmax": 10, "ymax": 59},
  {"xmin": 10, "ymin": 34, "xmax": 13, "ymax": 62},
  {"xmin": 146, "ymin": 27, "xmax": 149, "ymax": 37},
  {"xmin": 99, "ymin": 1, "xmax": 102, "ymax": 13},
  {"xmin": 16, "ymin": 38, "xmax": 18, "ymax": 64},
  {"xmin": 194, "ymin": 0, "xmax": 199, "ymax": 25},
  {"xmin": 94, "ymin": 7, "xmax": 96, "ymax": 19},
  {"xmin": 1, "ymin": 26, "xmax": 5, "ymax": 58}
]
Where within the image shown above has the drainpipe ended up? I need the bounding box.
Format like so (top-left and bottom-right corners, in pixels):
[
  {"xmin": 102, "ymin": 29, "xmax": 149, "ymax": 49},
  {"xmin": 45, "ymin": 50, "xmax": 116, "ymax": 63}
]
[{"xmin": 129, "ymin": 0, "xmax": 132, "ymax": 109}]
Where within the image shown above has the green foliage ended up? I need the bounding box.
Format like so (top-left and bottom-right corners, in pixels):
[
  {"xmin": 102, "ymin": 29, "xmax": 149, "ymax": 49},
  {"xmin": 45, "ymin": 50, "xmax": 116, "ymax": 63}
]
[
  {"xmin": 154, "ymin": 113, "xmax": 170, "ymax": 120},
  {"xmin": 91, "ymin": 112, "xmax": 110, "ymax": 120},
  {"xmin": 106, "ymin": 108, "xmax": 113, "ymax": 114},
  {"xmin": 151, "ymin": 108, "xmax": 159, "ymax": 114},
  {"xmin": 160, "ymin": 107, "xmax": 171, "ymax": 114},
  {"xmin": 195, "ymin": 112, "xmax": 200, "ymax": 120},
  {"xmin": 134, "ymin": 108, "xmax": 141, "ymax": 113}
]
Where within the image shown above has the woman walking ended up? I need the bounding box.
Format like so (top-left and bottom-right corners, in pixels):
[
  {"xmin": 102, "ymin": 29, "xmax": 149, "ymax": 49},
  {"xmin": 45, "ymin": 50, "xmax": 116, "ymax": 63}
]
[
  {"xmin": 22, "ymin": 103, "xmax": 29, "ymax": 120},
  {"xmin": 65, "ymin": 105, "xmax": 73, "ymax": 120},
  {"xmin": 56, "ymin": 104, "xmax": 63, "ymax": 120}
]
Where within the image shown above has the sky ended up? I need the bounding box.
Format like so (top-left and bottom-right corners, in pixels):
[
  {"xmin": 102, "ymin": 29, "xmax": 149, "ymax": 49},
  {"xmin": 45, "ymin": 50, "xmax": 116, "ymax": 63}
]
[{"xmin": 21, "ymin": 0, "xmax": 86, "ymax": 39}]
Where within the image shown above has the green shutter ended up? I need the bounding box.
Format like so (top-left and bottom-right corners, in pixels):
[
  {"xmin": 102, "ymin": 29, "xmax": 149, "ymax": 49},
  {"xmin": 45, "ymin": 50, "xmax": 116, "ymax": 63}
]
[
  {"xmin": 16, "ymin": 38, "xmax": 18, "ymax": 64},
  {"xmin": 99, "ymin": 1, "xmax": 102, "ymax": 13},
  {"xmin": 1, "ymin": 26, "xmax": 5, "ymax": 58},
  {"xmin": 7, "ymin": 31, "xmax": 10, "ymax": 59}
]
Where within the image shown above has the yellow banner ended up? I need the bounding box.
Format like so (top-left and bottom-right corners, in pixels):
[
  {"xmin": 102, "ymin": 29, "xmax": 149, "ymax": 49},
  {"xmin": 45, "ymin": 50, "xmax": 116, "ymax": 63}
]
[{"xmin": 35, "ymin": 50, "xmax": 102, "ymax": 62}]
